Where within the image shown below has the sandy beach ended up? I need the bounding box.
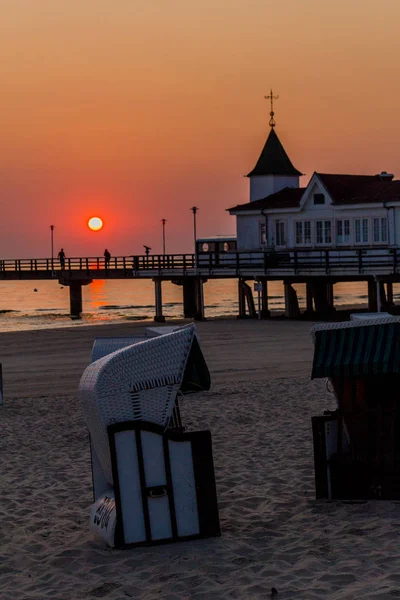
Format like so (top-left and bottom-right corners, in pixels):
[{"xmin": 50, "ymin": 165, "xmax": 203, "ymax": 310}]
[{"xmin": 1, "ymin": 318, "xmax": 400, "ymax": 600}]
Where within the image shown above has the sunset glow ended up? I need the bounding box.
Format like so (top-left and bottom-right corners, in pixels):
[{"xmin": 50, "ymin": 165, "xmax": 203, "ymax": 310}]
[
  {"xmin": 88, "ymin": 217, "xmax": 103, "ymax": 232},
  {"xmin": 1, "ymin": 1, "xmax": 400, "ymax": 257}
]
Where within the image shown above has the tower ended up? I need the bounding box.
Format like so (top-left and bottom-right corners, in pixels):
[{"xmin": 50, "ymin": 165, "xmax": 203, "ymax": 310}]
[{"xmin": 247, "ymin": 91, "xmax": 302, "ymax": 201}]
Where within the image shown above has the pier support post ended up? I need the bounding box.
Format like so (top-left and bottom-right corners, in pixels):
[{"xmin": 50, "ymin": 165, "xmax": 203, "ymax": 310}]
[
  {"xmin": 310, "ymin": 281, "xmax": 335, "ymax": 316},
  {"xmin": 368, "ymin": 280, "xmax": 378, "ymax": 312},
  {"xmin": 237, "ymin": 278, "xmax": 257, "ymax": 318},
  {"xmin": 243, "ymin": 282, "xmax": 257, "ymax": 318},
  {"xmin": 182, "ymin": 278, "xmax": 197, "ymax": 318},
  {"xmin": 326, "ymin": 282, "xmax": 335, "ymax": 310},
  {"xmin": 284, "ymin": 282, "xmax": 300, "ymax": 318},
  {"xmin": 377, "ymin": 280, "xmax": 382, "ymax": 313},
  {"xmin": 194, "ymin": 277, "xmax": 205, "ymax": 321},
  {"xmin": 260, "ymin": 279, "xmax": 270, "ymax": 318},
  {"xmin": 70, "ymin": 282, "xmax": 83, "ymax": 318},
  {"xmin": 387, "ymin": 282, "xmax": 394, "ymax": 307},
  {"xmin": 238, "ymin": 278, "xmax": 246, "ymax": 318},
  {"xmin": 306, "ymin": 282, "xmax": 314, "ymax": 315},
  {"xmin": 172, "ymin": 277, "xmax": 207, "ymax": 319},
  {"xmin": 379, "ymin": 282, "xmax": 387, "ymax": 310},
  {"xmin": 59, "ymin": 277, "xmax": 92, "ymax": 319},
  {"xmin": 153, "ymin": 278, "xmax": 165, "ymax": 323}
]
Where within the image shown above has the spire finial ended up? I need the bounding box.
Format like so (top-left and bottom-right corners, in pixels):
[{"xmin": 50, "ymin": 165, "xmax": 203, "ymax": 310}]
[{"xmin": 264, "ymin": 89, "xmax": 279, "ymax": 128}]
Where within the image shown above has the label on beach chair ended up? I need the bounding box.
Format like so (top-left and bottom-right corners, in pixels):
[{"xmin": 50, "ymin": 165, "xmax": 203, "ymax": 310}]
[{"xmin": 90, "ymin": 491, "xmax": 117, "ymax": 547}]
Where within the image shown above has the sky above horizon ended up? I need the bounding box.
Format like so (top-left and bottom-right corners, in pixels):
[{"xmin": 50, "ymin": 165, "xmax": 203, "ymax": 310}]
[{"xmin": 1, "ymin": 0, "xmax": 400, "ymax": 257}]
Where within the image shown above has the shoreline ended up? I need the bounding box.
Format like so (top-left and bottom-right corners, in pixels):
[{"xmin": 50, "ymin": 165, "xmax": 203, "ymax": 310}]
[{"xmin": 0, "ymin": 300, "xmax": 380, "ymax": 335}]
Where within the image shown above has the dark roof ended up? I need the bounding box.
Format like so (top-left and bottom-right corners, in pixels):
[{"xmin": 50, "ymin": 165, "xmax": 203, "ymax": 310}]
[
  {"xmin": 318, "ymin": 173, "xmax": 400, "ymax": 204},
  {"xmin": 228, "ymin": 187, "xmax": 306, "ymax": 213},
  {"xmin": 246, "ymin": 128, "xmax": 302, "ymax": 177}
]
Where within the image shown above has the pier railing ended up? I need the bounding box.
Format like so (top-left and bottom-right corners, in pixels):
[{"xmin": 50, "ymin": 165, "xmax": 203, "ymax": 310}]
[
  {"xmin": 0, "ymin": 248, "xmax": 399, "ymax": 277},
  {"xmin": 0, "ymin": 255, "xmax": 197, "ymax": 273}
]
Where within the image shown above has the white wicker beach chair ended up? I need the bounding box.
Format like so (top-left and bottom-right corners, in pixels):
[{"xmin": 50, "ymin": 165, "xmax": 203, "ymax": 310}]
[
  {"xmin": 91, "ymin": 337, "xmax": 147, "ymax": 362},
  {"xmin": 145, "ymin": 325, "xmax": 188, "ymax": 337},
  {"xmin": 80, "ymin": 324, "xmax": 219, "ymax": 548},
  {"xmin": 89, "ymin": 334, "xmax": 187, "ymax": 500},
  {"xmin": 80, "ymin": 324, "xmax": 210, "ymax": 487}
]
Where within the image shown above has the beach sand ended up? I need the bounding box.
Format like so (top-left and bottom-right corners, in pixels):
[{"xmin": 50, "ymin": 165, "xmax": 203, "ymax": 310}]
[{"xmin": 1, "ymin": 319, "xmax": 400, "ymax": 599}]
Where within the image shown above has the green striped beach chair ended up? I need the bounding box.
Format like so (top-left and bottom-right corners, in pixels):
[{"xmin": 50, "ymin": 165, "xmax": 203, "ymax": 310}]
[{"xmin": 311, "ymin": 317, "xmax": 400, "ymax": 500}]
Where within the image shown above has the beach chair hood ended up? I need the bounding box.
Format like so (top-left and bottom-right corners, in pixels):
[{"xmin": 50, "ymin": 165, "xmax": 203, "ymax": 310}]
[
  {"xmin": 79, "ymin": 324, "xmax": 210, "ymax": 485},
  {"xmin": 311, "ymin": 319, "xmax": 400, "ymax": 379}
]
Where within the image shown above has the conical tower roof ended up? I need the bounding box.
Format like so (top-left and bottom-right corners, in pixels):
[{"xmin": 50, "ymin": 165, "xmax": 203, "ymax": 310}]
[{"xmin": 246, "ymin": 128, "xmax": 302, "ymax": 177}]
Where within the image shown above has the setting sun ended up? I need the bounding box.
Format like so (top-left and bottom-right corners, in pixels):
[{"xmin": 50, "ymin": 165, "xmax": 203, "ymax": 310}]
[{"xmin": 88, "ymin": 217, "xmax": 103, "ymax": 231}]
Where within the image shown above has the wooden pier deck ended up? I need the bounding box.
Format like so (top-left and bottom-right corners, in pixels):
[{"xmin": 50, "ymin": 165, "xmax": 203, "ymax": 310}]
[
  {"xmin": 0, "ymin": 249, "xmax": 399, "ymax": 319},
  {"xmin": 0, "ymin": 248, "xmax": 399, "ymax": 279}
]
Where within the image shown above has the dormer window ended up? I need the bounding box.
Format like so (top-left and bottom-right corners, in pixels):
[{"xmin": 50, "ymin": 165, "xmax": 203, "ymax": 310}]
[{"xmin": 313, "ymin": 193, "xmax": 325, "ymax": 205}]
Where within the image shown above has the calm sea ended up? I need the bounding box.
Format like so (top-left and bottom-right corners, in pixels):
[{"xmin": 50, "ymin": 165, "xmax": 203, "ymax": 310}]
[{"xmin": 0, "ymin": 278, "xmax": 398, "ymax": 333}]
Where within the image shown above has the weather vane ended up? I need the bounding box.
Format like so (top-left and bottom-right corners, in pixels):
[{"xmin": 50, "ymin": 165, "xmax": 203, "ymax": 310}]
[{"xmin": 265, "ymin": 89, "xmax": 279, "ymax": 128}]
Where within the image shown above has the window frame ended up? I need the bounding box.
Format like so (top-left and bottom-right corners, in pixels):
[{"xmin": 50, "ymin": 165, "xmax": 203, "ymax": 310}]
[
  {"xmin": 336, "ymin": 218, "xmax": 351, "ymax": 245},
  {"xmin": 274, "ymin": 219, "xmax": 287, "ymax": 248},
  {"xmin": 295, "ymin": 220, "xmax": 312, "ymax": 246},
  {"xmin": 259, "ymin": 222, "xmax": 267, "ymax": 247},
  {"xmin": 315, "ymin": 220, "xmax": 333, "ymax": 246},
  {"xmin": 354, "ymin": 217, "xmax": 370, "ymax": 245},
  {"xmin": 372, "ymin": 216, "xmax": 388, "ymax": 244},
  {"xmin": 313, "ymin": 193, "xmax": 325, "ymax": 205}
]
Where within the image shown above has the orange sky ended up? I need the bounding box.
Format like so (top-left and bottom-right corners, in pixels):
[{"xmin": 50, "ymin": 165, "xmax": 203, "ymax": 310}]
[{"xmin": 1, "ymin": 0, "xmax": 400, "ymax": 258}]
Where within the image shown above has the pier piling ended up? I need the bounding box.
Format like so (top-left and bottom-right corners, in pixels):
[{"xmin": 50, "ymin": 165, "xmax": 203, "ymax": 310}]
[
  {"xmin": 284, "ymin": 282, "xmax": 300, "ymax": 318},
  {"xmin": 237, "ymin": 278, "xmax": 257, "ymax": 318},
  {"xmin": 260, "ymin": 279, "xmax": 270, "ymax": 318},
  {"xmin": 387, "ymin": 281, "xmax": 394, "ymax": 307},
  {"xmin": 306, "ymin": 282, "xmax": 314, "ymax": 315},
  {"xmin": 368, "ymin": 280, "xmax": 378, "ymax": 312},
  {"xmin": 182, "ymin": 278, "xmax": 197, "ymax": 318},
  {"xmin": 59, "ymin": 277, "xmax": 92, "ymax": 318},
  {"xmin": 194, "ymin": 278, "xmax": 206, "ymax": 320},
  {"xmin": 153, "ymin": 278, "xmax": 165, "ymax": 323}
]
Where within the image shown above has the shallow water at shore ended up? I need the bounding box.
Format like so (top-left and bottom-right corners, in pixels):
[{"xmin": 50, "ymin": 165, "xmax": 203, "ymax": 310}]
[{"xmin": 0, "ymin": 278, "xmax": 397, "ymax": 332}]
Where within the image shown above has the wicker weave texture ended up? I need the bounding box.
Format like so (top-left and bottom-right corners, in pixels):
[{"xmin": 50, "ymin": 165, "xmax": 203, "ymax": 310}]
[
  {"xmin": 311, "ymin": 316, "xmax": 400, "ymax": 343},
  {"xmin": 79, "ymin": 324, "xmax": 196, "ymax": 485},
  {"xmin": 92, "ymin": 337, "xmax": 146, "ymax": 362}
]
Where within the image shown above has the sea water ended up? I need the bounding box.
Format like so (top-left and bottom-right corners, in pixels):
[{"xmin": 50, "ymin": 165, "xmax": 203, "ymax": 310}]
[{"xmin": 0, "ymin": 278, "xmax": 396, "ymax": 333}]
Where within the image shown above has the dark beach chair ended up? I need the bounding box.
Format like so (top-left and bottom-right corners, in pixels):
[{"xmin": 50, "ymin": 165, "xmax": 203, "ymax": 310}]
[{"xmin": 311, "ymin": 317, "xmax": 400, "ymax": 500}]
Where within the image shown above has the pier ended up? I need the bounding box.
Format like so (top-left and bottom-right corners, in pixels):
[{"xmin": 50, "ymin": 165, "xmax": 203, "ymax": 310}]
[{"xmin": 0, "ymin": 248, "xmax": 399, "ymax": 319}]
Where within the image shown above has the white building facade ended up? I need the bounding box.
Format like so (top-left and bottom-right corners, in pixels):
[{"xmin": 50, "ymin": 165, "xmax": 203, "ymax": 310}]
[{"xmin": 228, "ymin": 125, "xmax": 400, "ymax": 254}]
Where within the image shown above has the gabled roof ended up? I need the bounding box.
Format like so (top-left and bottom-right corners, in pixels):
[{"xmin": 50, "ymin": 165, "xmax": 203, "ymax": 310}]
[
  {"xmin": 228, "ymin": 187, "xmax": 305, "ymax": 213},
  {"xmin": 246, "ymin": 128, "xmax": 302, "ymax": 178},
  {"xmin": 317, "ymin": 173, "xmax": 400, "ymax": 204}
]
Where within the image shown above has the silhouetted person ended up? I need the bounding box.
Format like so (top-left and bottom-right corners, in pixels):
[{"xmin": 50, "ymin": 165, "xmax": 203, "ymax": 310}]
[
  {"xmin": 104, "ymin": 248, "xmax": 111, "ymax": 267},
  {"xmin": 58, "ymin": 248, "xmax": 66, "ymax": 269}
]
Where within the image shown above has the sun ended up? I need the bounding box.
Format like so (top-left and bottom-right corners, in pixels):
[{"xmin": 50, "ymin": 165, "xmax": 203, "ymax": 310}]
[{"xmin": 88, "ymin": 216, "xmax": 103, "ymax": 231}]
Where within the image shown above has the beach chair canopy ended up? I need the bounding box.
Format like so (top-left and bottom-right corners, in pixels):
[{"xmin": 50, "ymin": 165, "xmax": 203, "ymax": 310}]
[
  {"xmin": 311, "ymin": 319, "xmax": 400, "ymax": 379},
  {"xmin": 79, "ymin": 324, "xmax": 210, "ymax": 485}
]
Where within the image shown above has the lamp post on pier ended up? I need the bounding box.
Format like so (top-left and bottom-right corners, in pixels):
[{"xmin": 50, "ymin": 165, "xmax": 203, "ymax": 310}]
[
  {"xmin": 190, "ymin": 206, "xmax": 198, "ymax": 267},
  {"xmin": 161, "ymin": 218, "xmax": 166, "ymax": 255},
  {"xmin": 50, "ymin": 225, "xmax": 55, "ymax": 275}
]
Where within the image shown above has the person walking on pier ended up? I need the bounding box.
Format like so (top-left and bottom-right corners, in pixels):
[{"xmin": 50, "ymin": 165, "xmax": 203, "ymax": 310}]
[
  {"xmin": 104, "ymin": 248, "xmax": 111, "ymax": 267},
  {"xmin": 143, "ymin": 245, "xmax": 151, "ymax": 264},
  {"xmin": 58, "ymin": 248, "xmax": 66, "ymax": 269}
]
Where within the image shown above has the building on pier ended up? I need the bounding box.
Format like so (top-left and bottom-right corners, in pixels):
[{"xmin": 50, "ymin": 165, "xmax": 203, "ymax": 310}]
[{"xmin": 228, "ymin": 100, "xmax": 400, "ymax": 255}]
